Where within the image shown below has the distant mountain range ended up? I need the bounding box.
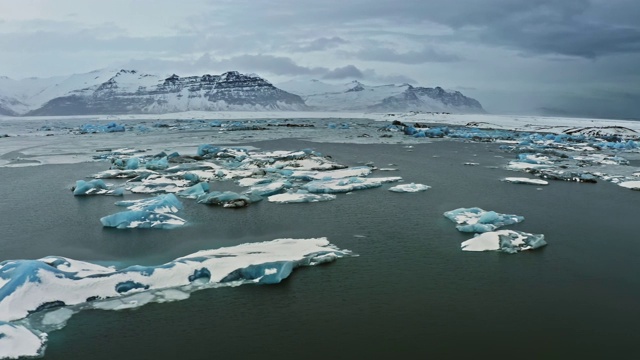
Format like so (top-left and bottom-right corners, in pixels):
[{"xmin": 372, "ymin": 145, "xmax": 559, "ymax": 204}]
[{"xmin": 0, "ymin": 69, "xmax": 484, "ymax": 116}]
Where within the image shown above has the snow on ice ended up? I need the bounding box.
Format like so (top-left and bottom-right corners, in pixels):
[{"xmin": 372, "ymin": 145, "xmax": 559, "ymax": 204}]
[{"xmin": 0, "ymin": 238, "xmax": 354, "ymax": 358}]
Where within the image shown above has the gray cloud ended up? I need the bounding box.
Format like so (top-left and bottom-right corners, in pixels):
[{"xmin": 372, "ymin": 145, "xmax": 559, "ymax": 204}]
[
  {"xmin": 1, "ymin": 0, "xmax": 639, "ymax": 118},
  {"xmin": 290, "ymin": 36, "xmax": 348, "ymax": 52},
  {"xmin": 353, "ymin": 47, "xmax": 460, "ymax": 63},
  {"xmin": 361, "ymin": 70, "xmax": 417, "ymax": 84},
  {"xmin": 194, "ymin": 0, "xmax": 640, "ymax": 59},
  {"xmin": 322, "ymin": 65, "xmax": 363, "ymax": 79}
]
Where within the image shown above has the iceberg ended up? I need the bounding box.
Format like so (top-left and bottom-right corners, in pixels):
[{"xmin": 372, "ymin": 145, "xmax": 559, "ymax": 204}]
[
  {"xmin": 388, "ymin": 183, "xmax": 431, "ymax": 193},
  {"xmin": 126, "ymin": 175, "xmax": 192, "ymax": 194},
  {"xmin": 0, "ymin": 322, "xmax": 45, "ymax": 359},
  {"xmin": 461, "ymin": 230, "xmax": 547, "ymax": 253},
  {"xmin": 100, "ymin": 211, "xmax": 186, "ymax": 229},
  {"xmin": 72, "ymin": 179, "xmax": 124, "ymax": 196},
  {"xmin": 101, "ymin": 194, "xmax": 186, "ymax": 229},
  {"xmin": 444, "ymin": 207, "xmax": 524, "ymax": 233},
  {"xmin": 502, "ymin": 177, "xmax": 549, "ymax": 185},
  {"xmin": 144, "ymin": 157, "xmax": 169, "ymax": 171},
  {"xmin": 619, "ymin": 181, "xmax": 640, "ymax": 190},
  {"xmin": 268, "ymin": 191, "xmax": 337, "ymax": 204},
  {"xmin": 303, "ymin": 176, "xmax": 402, "ymax": 194},
  {"xmin": 288, "ymin": 166, "xmax": 372, "ymax": 181},
  {"xmin": 197, "ymin": 191, "xmax": 255, "ymax": 208},
  {"xmin": 237, "ymin": 177, "xmax": 272, "ymax": 187},
  {"xmin": 114, "ymin": 194, "xmax": 183, "ymax": 213},
  {"xmin": 244, "ymin": 180, "xmax": 291, "ymax": 198},
  {"xmin": 0, "ymin": 238, "xmax": 353, "ymax": 358},
  {"xmin": 176, "ymin": 182, "xmax": 210, "ymax": 199}
]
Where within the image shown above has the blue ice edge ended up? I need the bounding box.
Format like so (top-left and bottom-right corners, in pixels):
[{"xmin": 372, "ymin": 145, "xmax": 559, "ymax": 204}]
[{"xmin": 0, "ymin": 238, "xmax": 355, "ymax": 359}]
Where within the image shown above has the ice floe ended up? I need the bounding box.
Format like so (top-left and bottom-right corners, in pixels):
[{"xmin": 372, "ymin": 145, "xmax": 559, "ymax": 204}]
[
  {"xmin": 268, "ymin": 191, "xmax": 337, "ymax": 203},
  {"xmin": 0, "ymin": 322, "xmax": 46, "ymax": 359},
  {"xmin": 101, "ymin": 194, "xmax": 186, "ymax": 229},
  {"xmin": 502, "ymin": 177, "xmax": 549, "ymax": 185},
  {"xmin": 303, "ymin": 176, "xmax": 402, "ymax": 193},
  {"xmin": 0, "ymin": 238, "xmax": 353, "ymax": 358},
  {"xmin": 619, "ymin": 181, "xmax": 640, "ymax": 190},
  {"xmin": 444, "ymin": 207, "xmax": 524, "ymax": 233},
  {"xmin": 388, "ymin": 183, "xmax": 431, "ymax": 192},
  {"xmin": 72, "ymin": 179, "xmax": 124, "ymax": 196},
  {"xmin": 461, "ymin": 230, "xmax": 547, "ymax": 253}
]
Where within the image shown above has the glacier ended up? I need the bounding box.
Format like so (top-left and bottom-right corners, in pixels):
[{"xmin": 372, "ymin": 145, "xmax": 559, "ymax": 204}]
[
  {"xmin": 0, "ymin": 238, "xmax": 354, "ymax": 359},
  {"xmin": 461, "ymin": 230, "xmax": 547, "ymax": 253},
  {"xmin": 444, "ymin": 207, "xmax": 524, "ymax": 233}
]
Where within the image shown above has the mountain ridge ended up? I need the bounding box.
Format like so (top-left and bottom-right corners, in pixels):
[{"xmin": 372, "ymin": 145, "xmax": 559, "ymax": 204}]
[{"xmin": 0, "ymin": 69, "xmax": 484, "ymax": 116}]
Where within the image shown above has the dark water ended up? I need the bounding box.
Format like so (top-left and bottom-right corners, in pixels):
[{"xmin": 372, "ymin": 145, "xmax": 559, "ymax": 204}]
[{"xmin": 1, "ymin": 139, "xmax": 639, "ymax": 359}]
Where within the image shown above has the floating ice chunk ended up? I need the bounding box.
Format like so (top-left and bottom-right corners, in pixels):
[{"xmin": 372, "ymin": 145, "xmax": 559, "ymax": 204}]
[
  {"xmin": 79, "ymin": 122, "xmax": 125, "ymax": 134},
  {"xmin": 127, "ymin": 175, "xmax": 191, "ymax": 194},
  {"xmin": 93, "ymin": 169, "xmax": 156, "ymax": 179},
  {"xmin": 288, "ymin": 166, "xmax": 371, "ymax": 181},
  {"xmin": 444, "ymin": 207, "xmax": 524, "ymax": 233},
  {"xmin": 461, "ymin": 229, "xmax": 547, "ymax": 253},
  {"xmin": 506, "ymin": 161, "xmax": 553, "ymax": 171},
  {"xmin": 619, "ymin": 181, "xmax": 640, "ymax": 190},
  {"xmin": 388, "ymin": 183, "xmax": 431, "ymax": 192},
  {"xmin": 0, "ymin": 238, "xmax": 353, "ymax": 351},
  {"xmin": 502, "ymin": 177, "xmax": 549, "ymax": 185},
  {"xmin": 244, "ymin": 180, "xmax": 290, "ymax": 198},
  {"xmin": 100, "ymin": 211, "xmax": 186, "ymax": 229},
  {"xmin": 197, "ymin": 191, "xmax": 254, "ymax": 208},
  {"xmin": 527, "ymin": 169, "xmax": 597, "ymax": 183},
  {"xmin": 176, "ymin": 182, "xmax": 210, "ymax": 199},
  {"xmin": 268, "ymin": 190, "xmax": 337, "ymax": 204},
  {"xmin": 237, "ymin": 177, "xmax": 272, "ymax": 187},
  {"xmin": 114, "ymin": 194, "xmax": 183, "ymax": 213},
  {"xmin": 303, "ymin": 176, "xmax": 402, "ymax": 194},
  {"xmin": 72, "ymin": 179, "xmax": 123, "ymax": 196},
  {"xmin": 0, "ymin": 322, "xmax": 45, "ymax": 359},
  {"xmin": 145, "ymin": 157, "xmax": 169, "ymax": 171}
]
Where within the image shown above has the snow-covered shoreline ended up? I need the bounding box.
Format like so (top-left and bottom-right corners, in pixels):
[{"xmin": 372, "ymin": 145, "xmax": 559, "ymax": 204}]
[{"xmin": 2, "ymin": 111, "xmax": 640, "ymax": 132}]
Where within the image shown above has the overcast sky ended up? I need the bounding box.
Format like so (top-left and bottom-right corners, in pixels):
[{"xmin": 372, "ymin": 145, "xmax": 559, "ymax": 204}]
[{"xmin": 1, "ymin": 0, "xmax": 639, "ymax": 118}]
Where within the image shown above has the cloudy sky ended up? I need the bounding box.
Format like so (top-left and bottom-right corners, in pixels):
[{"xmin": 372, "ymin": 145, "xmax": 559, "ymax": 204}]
[{"xmin": 1, "ymin": 0, "xmax": 639, "ymax": 118}]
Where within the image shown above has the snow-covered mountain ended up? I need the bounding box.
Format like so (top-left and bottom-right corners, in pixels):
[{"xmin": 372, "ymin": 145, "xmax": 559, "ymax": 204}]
[
  {"xmin": 0, "ymin": 70, "xmax": 484, "ymax": 116},
  {"xmin": 0, "ymin": 69, "xmax": 306, "ymax": 116},
  {"xmin": 277, "ymin": 79, "xmax": 484, "ymax": 113}
]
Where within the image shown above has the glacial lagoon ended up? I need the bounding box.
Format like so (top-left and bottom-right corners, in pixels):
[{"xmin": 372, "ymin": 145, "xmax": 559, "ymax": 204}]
[{"xmin": 1, "ymin": 114, "xmax": 639, "ymax": 358}]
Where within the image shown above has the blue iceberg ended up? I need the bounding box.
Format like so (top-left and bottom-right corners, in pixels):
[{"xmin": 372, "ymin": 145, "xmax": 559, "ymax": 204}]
[
  {"xmin": 268, "ymin": 190, "xmax": 337, "ymax": 204},
  {"xmin": 303, "ymin": 176, "xmax": 402, "ymax": 194},
  {"xmin": 176, "ymin": 182, "xmax": 210, "ymax": 199},
  {"xmin": 244, "ymin": 180, "xmax": 291, "ymax": 198},
  {"xmin": 114, "ymin": 194, "xmax": 183, "ymax": 213},
  {"xmin": 102, "ymin": 194, "xmax": 185, "ymax": 229},
  {"xmin": 100, "ymin": 211, "xmax": 186, "ymax": 229},
  {"xmin": 461, "ymin": 230, "xmax": 547, "ymax": 253},
  {"xmin": 72, "ymin": 179, "xmax": 124, "ymax": 196},
  {"xmin": 0, "ymin": 238, "xmax": 354, "ymax": 358},
  {"xmin": 444, "ymin": 207, "xmax": 524, "ymax": 233},
  {"xmin": 197, "ymin": 191, "xmax": 256, "ymax": 208}
]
